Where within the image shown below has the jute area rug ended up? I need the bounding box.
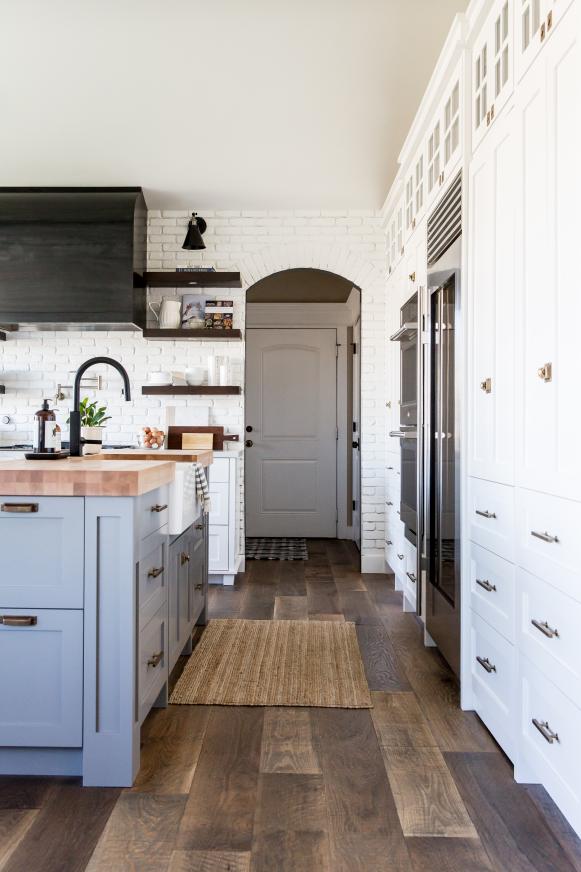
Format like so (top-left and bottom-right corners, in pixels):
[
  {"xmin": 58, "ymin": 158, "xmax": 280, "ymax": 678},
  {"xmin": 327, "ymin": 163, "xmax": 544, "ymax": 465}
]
[{"xmin": 170, "ymin": 618, "xmax": 372, "ymax": 708}]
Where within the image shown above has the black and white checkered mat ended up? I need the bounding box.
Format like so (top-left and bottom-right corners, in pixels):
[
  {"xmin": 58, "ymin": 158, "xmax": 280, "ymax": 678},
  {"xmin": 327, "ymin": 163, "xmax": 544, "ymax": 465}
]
[{"xmin": 245, "ymin": 537, "xmax": 309, "ymax": 561}]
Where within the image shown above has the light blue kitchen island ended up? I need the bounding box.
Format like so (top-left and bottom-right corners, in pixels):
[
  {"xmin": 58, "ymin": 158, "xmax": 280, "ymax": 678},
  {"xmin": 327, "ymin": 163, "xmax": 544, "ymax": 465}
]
[{"xmin": 0, "ymin": 455, "xmax": 209, "ymax": 786}]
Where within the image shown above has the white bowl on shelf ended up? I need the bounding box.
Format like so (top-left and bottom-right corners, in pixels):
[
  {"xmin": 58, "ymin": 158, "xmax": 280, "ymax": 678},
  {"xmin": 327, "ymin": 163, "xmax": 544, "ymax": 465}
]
[{"xmin": 185, "ymin": 367, "xmax": 207, "ymax": 386}]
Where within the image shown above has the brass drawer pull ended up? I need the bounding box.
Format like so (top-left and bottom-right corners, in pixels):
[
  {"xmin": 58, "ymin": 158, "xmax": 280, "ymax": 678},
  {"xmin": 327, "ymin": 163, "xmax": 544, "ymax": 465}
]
[
  {"xmin": 406, "ymin": 572, "xmax": 416, "ymax": 584},
  {"xmin": 409, "ymin": 272, "xmax": 416, "ymax": 282},
  {"xmin": 476, "ymin": 509, "xmax": 496, "ymax": 519},
  {"xmin": 150, "ymin": 503, "xmax": 168, "ymax": 513},
  {"xmin": 531, "ymin": 619, "xmax": 559, "ymax": 639},
  {"xmin": 537, "ymin": 362, "xmax": 552, "ymax": 382},
  {"xmin": 476, "ymin": 578, "xmax": 496, "ymax": 593},
  {"xmin": 147, "ymin": 650, "xmax": 163, "ymax": 668},
  {"xmin": 547, "ymin": 10, "xmax": 553, "ymax": 30},
  {"xmin": 1, "ymin": 503, "xmax": 39, "ymax": 513},
  {"xmin": 540, "ymin": 21, "xmax": 546, "ymax": 41},
  {"xmin": 195, "ymin": 583, "xmax": 204, "ymax": 591},
  {"xmin": 195, "ymin": 523, "xmax": 204, "ymax": 530},
  {"xmin": 531, "ymin": 530, "xmax": 559, "ymax": 544},
  {"xmin": 476, "ymin": 656, "xmax": 496, "ymax": 674},
  {"xmin": 480, "ymin": 378, "xmax": 492, "ymax": 393},
  {"xmin": 0, "ymin": 615, "xmax": 38, "ymax": 627},
  {"xmin": 532, "ymin": 718, "xmax": 559, "ymax": 744},
  {"xmin": 180, "ymin": 552, "xmax": 190, "ymax": 566},
  {"xmin": 147, "ymin": 566, "xmax": 164, "ymax": 579}
]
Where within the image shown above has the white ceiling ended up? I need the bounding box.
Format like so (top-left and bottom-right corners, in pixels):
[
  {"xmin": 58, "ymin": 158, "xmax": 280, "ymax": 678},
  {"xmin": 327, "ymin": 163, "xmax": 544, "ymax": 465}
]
[{"xmin": 0, "ymin": 0, "xmax": 467, "ymax": 210}]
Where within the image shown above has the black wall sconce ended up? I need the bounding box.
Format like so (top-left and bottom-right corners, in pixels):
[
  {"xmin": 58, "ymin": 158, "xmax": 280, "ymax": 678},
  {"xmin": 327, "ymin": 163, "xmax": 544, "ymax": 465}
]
[{"xmin": 182, "ymin": 212, "xmax": 207, "ymax": 250}]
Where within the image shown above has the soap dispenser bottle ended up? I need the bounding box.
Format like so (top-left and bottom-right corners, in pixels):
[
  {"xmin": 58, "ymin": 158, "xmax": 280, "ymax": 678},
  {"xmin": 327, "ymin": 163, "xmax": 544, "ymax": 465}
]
[{"xmin": 34, "ymin": 400, "xmax": 61, "ymax": 454}]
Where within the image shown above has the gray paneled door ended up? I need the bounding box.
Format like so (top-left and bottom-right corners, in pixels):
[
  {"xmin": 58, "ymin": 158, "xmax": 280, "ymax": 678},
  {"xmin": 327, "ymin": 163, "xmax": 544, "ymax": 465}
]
[{"xmin": 245, "ymin": 328, "xmax": 337, "ymax": 537}]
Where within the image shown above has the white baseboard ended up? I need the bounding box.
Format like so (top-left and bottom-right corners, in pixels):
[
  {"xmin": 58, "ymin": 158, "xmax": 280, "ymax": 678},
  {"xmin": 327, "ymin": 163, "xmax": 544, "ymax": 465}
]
[{"xmin": 361, "ymin": 553, "xmax": 387, "ymax": 574}]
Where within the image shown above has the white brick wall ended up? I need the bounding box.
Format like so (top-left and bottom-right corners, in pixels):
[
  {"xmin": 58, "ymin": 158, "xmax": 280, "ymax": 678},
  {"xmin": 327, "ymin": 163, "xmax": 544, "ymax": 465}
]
[{"xmin": 0, "ymin": 209, "xmax": 388, "ymax": 568}]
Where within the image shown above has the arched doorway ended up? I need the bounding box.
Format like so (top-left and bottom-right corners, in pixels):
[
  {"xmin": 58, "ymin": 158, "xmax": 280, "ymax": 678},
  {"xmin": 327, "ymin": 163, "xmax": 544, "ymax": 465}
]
[{"xmin": 245, "ymin": 268, "xmax": 361, "ymax": 555}]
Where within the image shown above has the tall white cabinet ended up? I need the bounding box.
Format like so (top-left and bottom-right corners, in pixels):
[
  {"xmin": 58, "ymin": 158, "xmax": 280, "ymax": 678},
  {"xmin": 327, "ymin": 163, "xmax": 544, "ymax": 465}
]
[{"xmin": 383, "ymin": 0, "xmax": 581, "ymax": 837}]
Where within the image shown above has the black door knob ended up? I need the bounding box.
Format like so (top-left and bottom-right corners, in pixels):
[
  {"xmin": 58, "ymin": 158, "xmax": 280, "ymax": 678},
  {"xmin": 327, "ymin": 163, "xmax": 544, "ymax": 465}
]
[
  {"xmin": 352, "ymin": 440, "xmax": 360, "ymax": 449},
  {"xmin": 246, "ymin": 425, "xmax": 253, "ymax": 432},
  {"xmin": 245, "ymin": 439, "xmax": 253, "ymax": 447}
]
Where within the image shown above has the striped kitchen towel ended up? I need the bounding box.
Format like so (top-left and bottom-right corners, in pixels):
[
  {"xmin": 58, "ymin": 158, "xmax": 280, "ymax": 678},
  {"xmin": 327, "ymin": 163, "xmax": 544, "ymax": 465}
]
[{"xmin": 183, "ymin": 462, "xmax": 212, "ymax": 513}]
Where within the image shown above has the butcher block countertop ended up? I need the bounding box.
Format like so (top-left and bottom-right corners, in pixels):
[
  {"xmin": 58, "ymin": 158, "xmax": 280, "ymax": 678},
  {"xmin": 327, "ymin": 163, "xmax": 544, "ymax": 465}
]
[
  {"xmin": 0, "ymin": 458, "xmax": 177, "ymax": 496},
  {"xmin": 98, "ymin": 448, "xmax": 213, "ymax": 466}
]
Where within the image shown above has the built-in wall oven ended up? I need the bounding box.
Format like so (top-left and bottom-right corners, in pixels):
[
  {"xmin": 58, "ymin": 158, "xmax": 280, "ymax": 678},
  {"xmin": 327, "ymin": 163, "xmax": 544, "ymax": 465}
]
[{"xmin": 390, "ymin": 293, "xmax": 418, "ymax": 546}]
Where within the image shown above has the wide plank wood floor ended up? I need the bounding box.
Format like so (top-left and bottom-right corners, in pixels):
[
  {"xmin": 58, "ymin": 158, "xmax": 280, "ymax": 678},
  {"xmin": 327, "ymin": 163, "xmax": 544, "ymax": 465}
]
[{"xmin": 1, "ymin": 539, "xmax": 580, "ymax": 871}]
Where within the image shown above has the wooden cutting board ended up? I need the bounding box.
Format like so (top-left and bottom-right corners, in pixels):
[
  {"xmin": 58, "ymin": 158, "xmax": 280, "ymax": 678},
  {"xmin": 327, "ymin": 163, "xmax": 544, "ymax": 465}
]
[
  {"xmin": 181, "ymin": 432, "xmax": 214, "ymax": 450},
  {"xmin": 168, "ymin": 425, "xmax": 225, "ymax": 450}
]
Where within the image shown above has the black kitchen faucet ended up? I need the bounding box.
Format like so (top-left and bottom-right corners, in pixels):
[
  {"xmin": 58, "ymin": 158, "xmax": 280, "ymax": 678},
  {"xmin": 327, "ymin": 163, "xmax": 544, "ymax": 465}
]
[{"xmin": 68, "ymin": 356, "xmax": 131, "ymax": 457}]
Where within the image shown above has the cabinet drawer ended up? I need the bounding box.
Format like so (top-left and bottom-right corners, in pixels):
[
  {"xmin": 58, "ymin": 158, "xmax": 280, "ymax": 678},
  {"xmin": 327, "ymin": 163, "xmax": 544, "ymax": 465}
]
[
  {"xmin": 518, "ymin": 655, "xmax": 581, "ymax": 835},
  {"xmin": 0, "ymin": 608, "xmax": 83, "ymax": 747},
  {"xmin": 138, "ymin": 537, "xmax": 166, "ymax": 631},
  {"xmin": 470, "ymin": 610, "xmax": 516, "ymax": 760},
  {"xmin": 209, "ymin": 482, "xmax": 230, "ymax": 526},
  {"xmin": 210, "ymin": 458, "xmax": 230, "ymax": 484},
  {"xmin": 469, "ymin": 543, "xmax": 515, "ymax": 643},
  {"xmin": 208, "ymin": 525, "xmax": 229, "ymax": 573},
  {"xmin": 136, "ymin": 485, "xmax": 169, "ymax": 541},
  {"xmin": 517, "ymin": 569, "xmax": 581, "ymax": 703},
  {"xmin": 0, "ymin": 496, "xmax": 84, "ymax": 608},
  {"xmin": 515, "ymin": 488, "xmax": 581, "ymax": 603},
  {"xmin": 468, "ymin": 477, "xmax": 515, "ymax": 561},
  {"xmin": 403, "ymin": 538, "xmax": 417, "ymax": 603},
  {"xmin": 138, "ymin": 603, "xmax": 167, "ymax": 725}
]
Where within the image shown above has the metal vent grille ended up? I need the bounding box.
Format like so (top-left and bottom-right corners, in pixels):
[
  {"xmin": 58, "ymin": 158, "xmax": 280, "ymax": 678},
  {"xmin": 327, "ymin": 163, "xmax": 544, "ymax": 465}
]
[{"xmin": 427, "ymin": 171, "xmax": 462, "ymax": 266}]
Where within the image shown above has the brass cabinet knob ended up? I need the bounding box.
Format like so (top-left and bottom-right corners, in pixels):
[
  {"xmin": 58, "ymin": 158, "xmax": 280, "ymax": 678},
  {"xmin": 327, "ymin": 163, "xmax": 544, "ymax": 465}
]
[
  {"xmin": 180, "ymin": 552, "xmax": 190, "ymax": 566},
  {"xmin": 537, "ymin": 362, "xmax": 552, "ymax": 382},
  {"xmin": 480, "ymin": 378, "xmax": 492, "ymax": 393},
  {"xmin": 147, "ymin": 651, "xmax": 163, "ymax": 668}
]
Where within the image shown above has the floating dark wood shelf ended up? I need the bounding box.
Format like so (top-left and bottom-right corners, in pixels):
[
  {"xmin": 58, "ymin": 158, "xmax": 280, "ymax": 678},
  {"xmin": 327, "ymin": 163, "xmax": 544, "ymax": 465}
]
[
  {"xmin": 142, "ymin": 328, "xmax": 242, "ymax": 341},
  {"xmin": 144, "ymin": 271, "xmax": 242, "ymax": 288},
  {"xmin": 141, "ymin": 385, "xmax": 241, "ymax": 396}
]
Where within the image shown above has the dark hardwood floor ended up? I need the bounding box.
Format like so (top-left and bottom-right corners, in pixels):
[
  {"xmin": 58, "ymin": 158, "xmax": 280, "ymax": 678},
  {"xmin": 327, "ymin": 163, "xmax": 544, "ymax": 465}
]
[{"xmin": 1, "ymin": 540, "xmax": 580, "ymax": 871}]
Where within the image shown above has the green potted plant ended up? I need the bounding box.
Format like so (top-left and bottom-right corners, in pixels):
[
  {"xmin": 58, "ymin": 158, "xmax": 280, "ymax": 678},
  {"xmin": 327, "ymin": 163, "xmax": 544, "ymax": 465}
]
[{"xmin": 69, "ymin": 398, "xmax": 111, "ymax": 455}]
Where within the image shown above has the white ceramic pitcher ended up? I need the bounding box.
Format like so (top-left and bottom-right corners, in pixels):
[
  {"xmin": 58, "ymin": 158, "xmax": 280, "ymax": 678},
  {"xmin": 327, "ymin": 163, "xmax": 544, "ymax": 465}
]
[{"xmin": 148, "ymin": 297, "xmax": 182, "ymax": 329}]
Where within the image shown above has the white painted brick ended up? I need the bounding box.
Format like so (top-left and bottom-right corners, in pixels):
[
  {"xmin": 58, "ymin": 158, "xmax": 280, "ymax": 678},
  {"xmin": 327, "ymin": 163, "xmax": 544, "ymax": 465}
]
[{"xmin": 0, "ymin": 207, "xmax": 388, "ymax": 567}]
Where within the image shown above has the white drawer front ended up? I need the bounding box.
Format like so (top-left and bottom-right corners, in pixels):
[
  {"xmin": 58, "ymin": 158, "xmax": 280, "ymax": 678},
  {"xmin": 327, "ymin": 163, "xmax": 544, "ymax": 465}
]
[
  {"xmin": 136, "ymin": 485, "xmax": 169, "ymax": 541},
  {"xmin": 517, "ymin": 569, "xmax": 581, "ymax": 704},
  {"xmin": 138, "ymin": 538, "xmax": 166, "ymax": 631},
  {"xmin": 519, "ymin": 655, "xmax": 581, "ymax": 835},
  {"xmin": 468, "ymin": 478, "xmax": 515, "ymax": 562},
  {"xmin": 470, "ymin": 610, "xmax": 516, "ymax": 760},
  {"xmin": 210, "ymin": 458, "xmax": 230, "ymax": 484},
  {"xmin": 515, "ymin": 488, "xmax": 581, "ymax": 603},
  {"xmin": 138, "ymin": 603, "xmax": 167, "ymax": 725},
  {"xmin": 0, "ymin": 608, "xmax": 83, "ymax": 746},
  {"xmin": 209, "ymin": 525, "xmax": 230, "ymax": 572},
  {"xmin": 0, "ymin": 496, "xmax": 84, "ymax": 608},
  {"xmin": 469, "ymin": 543, "xmax": 515, "ymax": 643},
  {"xmin": 209, "ymin": 482, "xmax": 230, "ymax": 527}
]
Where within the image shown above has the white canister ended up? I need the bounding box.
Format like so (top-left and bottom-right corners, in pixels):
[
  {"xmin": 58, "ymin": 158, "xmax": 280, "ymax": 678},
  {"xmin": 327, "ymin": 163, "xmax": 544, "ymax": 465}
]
[{"xmin": 207, "ymin": 355, "xmax": 216, "ymax": 385}]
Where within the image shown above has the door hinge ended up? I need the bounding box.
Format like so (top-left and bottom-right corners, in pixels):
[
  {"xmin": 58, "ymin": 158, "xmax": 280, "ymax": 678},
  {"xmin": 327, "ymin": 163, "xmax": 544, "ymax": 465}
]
[
  {"xmin": 336, "ymin": 426, "xmax": 339, "ymax": 441},
  {"xmin": 352, "ymin": 499, "xmax": 356, "ymax": 511},
  {"xmin": 352, "ymin": 342, "xmax": 357, "ymax": 354}
]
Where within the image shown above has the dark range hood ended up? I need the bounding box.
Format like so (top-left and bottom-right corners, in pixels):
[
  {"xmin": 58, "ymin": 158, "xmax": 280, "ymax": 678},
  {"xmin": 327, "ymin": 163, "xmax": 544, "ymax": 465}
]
[{"xmin": 0, "ymin": 187, "xmax": 147, "ymax": 330}]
